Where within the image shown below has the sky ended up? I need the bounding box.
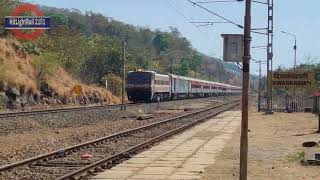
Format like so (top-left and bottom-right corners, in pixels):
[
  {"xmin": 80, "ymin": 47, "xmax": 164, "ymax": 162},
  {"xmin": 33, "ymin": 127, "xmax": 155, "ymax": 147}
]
[{"xmin": 25, "ymin": 0, "xmax": 320, "ymax": 75}]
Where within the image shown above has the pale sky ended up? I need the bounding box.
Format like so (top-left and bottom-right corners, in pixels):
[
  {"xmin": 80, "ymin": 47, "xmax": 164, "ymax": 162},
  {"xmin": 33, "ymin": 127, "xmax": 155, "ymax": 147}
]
[{"xmin": 25, "ymin": 0, "xmax": 320, "ymax": 75}]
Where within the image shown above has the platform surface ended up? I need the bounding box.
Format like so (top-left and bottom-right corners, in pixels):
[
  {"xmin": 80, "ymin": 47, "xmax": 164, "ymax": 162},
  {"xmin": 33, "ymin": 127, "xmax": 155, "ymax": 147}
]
[{"xmin": 91, "ymin": 111, "xmax": 241, "ymax": 180}]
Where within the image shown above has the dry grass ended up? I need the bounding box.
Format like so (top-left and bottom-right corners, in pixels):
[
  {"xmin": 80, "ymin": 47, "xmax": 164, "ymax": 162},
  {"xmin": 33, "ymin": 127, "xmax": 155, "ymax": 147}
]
[
  {"xmin": 0, "ymin": 38, "xmax": 38, "ymax": 94},
  {"xmin": 0, "ymin": 38, "xmax": 120, "ymax": 104},
  {"xmin": 47, "ymin": 67, "xmax": 121, "ymax": 104}
]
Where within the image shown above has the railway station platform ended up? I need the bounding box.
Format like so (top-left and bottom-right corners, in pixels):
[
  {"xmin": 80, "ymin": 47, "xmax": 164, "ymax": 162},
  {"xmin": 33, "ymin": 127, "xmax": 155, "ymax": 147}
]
[{"xmin": 91, "ymin": 111, "xmax": 241, "ymax": 180}]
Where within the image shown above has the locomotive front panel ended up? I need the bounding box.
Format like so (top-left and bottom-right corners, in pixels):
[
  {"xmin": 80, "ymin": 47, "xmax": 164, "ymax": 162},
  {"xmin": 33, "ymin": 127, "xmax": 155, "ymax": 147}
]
[{"xmin": 126, "ymin": 71, "xmax": 153, "ymax": 102}]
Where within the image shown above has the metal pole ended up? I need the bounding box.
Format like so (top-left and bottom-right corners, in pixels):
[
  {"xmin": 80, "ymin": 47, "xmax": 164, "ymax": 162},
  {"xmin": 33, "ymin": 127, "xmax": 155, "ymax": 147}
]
[
  {"xmin": 121, "ymin": 41, "xmax": 126, "ymax": 110},
  {"xmin": 293, "ymin": 38, "xmax": 297, "ymax": 98},
  {"xmin": 266, "ymin": 0, "xmax": 273, "ymax": 114},
  {"xmin": 258, "ymin": 61, "xmax": 261, "ymax": 111},
  {"xmin": 240, "ymin": 0, "xmax": 251, "ymax": 179},
  {"xmin": 294, "ymin": 39, "xmax": 297, "ymax": 71},
  {"xmin": 318, "ymin": 112, "xmax": 320, "ymax": 133}
]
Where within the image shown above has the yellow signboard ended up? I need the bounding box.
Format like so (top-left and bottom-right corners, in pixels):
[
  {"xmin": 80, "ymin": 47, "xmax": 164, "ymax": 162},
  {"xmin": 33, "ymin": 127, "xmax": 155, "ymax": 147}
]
[
  {"xmin": 72, "ymin": 85, "xmax": 83, "ymax": 95},
  {"xmin": 272, "ymin": 72, "xmax": 315, "ymax": 88}
]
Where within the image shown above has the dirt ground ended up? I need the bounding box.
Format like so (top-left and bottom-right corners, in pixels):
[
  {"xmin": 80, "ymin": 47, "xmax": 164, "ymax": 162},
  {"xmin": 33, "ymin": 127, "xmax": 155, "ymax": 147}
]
[{"xmin": 202, "ymin": 106, "xmax": 320, "ymax": 180}]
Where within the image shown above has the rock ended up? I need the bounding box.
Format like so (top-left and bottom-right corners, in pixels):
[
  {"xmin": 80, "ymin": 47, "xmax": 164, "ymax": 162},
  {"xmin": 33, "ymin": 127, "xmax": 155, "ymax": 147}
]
[
  {"xmin": 14, "ymin": 98, "xmax": 21, "ymax": 109},
  {"xmin": 20, "ymin": 94, "xmax": 28, "ymax": 107},
  {"xmin": 9, "ymin": 87, "xmax": 20, "ymax": 96},
  {"xmin": 0, "ymin": 91, "xmax": 8, "ymax": 109},
  {"xmin": 27, "ymin": 94, "xmax": 37, "ymax": 105},
  {"xmin": 43, "ymin": 97, "xmax": 50, "ymax": 105}
]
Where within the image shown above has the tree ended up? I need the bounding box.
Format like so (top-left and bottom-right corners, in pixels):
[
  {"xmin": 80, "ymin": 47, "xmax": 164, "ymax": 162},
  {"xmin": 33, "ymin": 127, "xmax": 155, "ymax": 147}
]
[
  {"xmin": 135, "ymin": 49, "xmax": 155, "ymax": 70},
  {"xmin": 190, "ymin": 53, "xmax": 202, "ymax": 77},
  {"xmin": 153, "ymin": 33, "xmax": 169, "ymax": 55},
  {"xmin": 36, "ymin": 26, "xmax": 91, "ymax": 74},
  {"xmin": 48, "ymin": 14, "xmax": 68, "ymax": 27},
  {"xmin": 176, "ymin": 57, "xmax": 190, "ymax": 76},
  {"xmin": 79, "ymin": 35, "xmax": 122, "ymax": 83},
  {"xmin": 169, "ymin": 26, "xmax": 181, "ymax": 37},
  {"xmin": 0, "ymin": 0, "xmax": 20, "ymax": 35},
  {"xmin": 104, "ymin": 74, "xmax": 122, "ymax": 96}
]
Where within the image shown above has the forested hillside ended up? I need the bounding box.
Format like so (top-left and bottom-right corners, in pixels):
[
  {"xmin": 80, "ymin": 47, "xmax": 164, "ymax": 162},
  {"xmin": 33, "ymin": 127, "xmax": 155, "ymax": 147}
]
[
  {"xmin": 0, "ymin": 0, "xmax": 243, "ymax": 109},
  {"xmin": 39, "ymin": 5, "xmax": 242, "ymax": 85}
]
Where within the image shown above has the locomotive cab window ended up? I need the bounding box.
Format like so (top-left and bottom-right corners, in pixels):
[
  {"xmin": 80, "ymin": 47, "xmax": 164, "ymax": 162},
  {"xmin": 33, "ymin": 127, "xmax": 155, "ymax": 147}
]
[{"xmin": 127, "ymin": 72, "xmax": 152, "ymax": 84}]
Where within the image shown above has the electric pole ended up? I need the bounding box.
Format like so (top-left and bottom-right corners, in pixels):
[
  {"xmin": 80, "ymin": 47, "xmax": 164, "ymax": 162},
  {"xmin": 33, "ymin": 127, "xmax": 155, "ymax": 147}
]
[
  {"xmin": 258, "ymin": 60, "xmax": 261, "ymax": 111},
  {"xmin": 281, "ymin": 30, "xmax": 297, "ymax": 98},
  {"xmin": 240, "ymin": 0, "xmax": 251, "ymax": 179},
  {"xmin": 294, "ymin": 37, "xmax": 297, "ymax": 98},
  {"xmin": 121, "ymin": 41, "xmax": 126, "ymax": 110},
  {"xmin": 266, "ymin": 0, "xmax": 274, "ymax": 114}
]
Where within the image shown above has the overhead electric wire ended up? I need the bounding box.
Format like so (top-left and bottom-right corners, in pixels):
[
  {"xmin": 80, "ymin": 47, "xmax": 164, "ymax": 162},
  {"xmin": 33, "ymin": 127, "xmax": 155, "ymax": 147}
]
[
  {"xmin": 187, "ymin": 0, "xmax": 243, "ymax": 28},
  {"xmin": 167, "ymin": 0, "xmax": 205, "ymax": 32},
  {"xmin": 196, "ymin": 0, "xmax": 242, "ymax": 3},
  {"xmin": 167, "ymin": 0, "xmax": 216, "ymax": 42},
  {"xmin": 196, "ymin": 0, "xmax": 268, "ymax": 5}
]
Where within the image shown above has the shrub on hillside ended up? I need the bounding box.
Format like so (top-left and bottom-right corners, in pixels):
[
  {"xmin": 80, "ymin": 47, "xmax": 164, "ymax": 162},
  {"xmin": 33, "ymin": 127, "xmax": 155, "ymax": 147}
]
[
  {"xmin": 22, "ymin": 42, "xmax": 41, "ymax": 55},
  {"xmin": 103, "ymin": 74, "xmax": 122, "ymax": 96},
  {"xmin": 33, "ymin": 53, "xmax": 59, "ymax": 83}
]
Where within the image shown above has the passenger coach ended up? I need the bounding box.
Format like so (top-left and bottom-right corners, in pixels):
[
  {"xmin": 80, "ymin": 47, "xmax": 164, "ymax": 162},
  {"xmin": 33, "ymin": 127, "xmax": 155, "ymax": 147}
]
[{"xmin": 126, "ymin": 70, "xmax": 241, "ymax": 103}]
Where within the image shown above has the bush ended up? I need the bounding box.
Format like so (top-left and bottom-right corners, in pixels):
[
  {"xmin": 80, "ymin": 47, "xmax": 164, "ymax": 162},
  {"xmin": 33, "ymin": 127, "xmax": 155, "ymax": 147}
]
[
  {"xmin": 33, "ymin": 53, "xmax": 59, "ymax": 82},
  {"xmin": 295, "ymin": 151, "xmax": 305, "ymax": 162},
  {"xmin": 22, "ymin": 42, "xmax": 41, "ymax": 55},
  {"xmin": 104, "ymin": 74, "xmax": 122, "ymax": 96}
]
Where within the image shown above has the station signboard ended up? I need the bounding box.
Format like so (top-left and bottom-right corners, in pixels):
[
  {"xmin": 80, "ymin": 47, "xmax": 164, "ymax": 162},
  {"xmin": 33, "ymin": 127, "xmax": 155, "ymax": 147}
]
[
  {"xmin": 272, "ymin": 71, "xmax": 315, "ymax": 88},
  {"xmin": 221, "ymin": 34, "xmax": 244, "ymax": 62}
]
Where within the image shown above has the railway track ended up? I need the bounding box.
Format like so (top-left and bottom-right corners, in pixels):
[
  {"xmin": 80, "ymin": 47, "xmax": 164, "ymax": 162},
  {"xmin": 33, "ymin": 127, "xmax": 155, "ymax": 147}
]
[
  {"xmin": 0, "ymin": 103, "xmax": 131, "ymax": 119},
  {"xmin": 0, "ymin": 99, "xmax": 240, "ymax": 180},
  {"xmin": 0, "ymin": 95, "xmax": 235, "ymax": 119}
]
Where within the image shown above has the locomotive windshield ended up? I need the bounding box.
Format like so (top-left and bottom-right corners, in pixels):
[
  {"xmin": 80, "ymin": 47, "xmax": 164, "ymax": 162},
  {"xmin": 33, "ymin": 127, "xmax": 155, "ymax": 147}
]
[{"xmin": 127, "ymin": 72, "xmax": 152, "ymax": 84}]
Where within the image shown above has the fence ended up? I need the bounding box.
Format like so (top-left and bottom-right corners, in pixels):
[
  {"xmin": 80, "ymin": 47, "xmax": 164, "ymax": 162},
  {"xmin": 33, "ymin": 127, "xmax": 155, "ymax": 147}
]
[{"xmin": 260, "ymin": 95, "xmax": 313, "ymax": 112}]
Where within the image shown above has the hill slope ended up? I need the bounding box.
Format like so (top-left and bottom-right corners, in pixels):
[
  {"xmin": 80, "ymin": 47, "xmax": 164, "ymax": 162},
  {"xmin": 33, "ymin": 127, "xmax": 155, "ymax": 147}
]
[{"xmin": 0, "ymin": 38, "xmax": 120, "ymax": 109}]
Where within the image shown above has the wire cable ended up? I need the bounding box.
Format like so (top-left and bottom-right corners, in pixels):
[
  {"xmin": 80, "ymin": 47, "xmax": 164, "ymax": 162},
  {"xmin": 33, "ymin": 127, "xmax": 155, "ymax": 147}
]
[
  {"xmin": 196, "ymin": 0, "xmax": 242, "ymax": 3},
  {"xmin": 167, "ymin": 0, "xmax": 216, "ymax": 42},
  {"xmin": 187, "ymin": 0, "xmax": 243, "ymax": 28}
]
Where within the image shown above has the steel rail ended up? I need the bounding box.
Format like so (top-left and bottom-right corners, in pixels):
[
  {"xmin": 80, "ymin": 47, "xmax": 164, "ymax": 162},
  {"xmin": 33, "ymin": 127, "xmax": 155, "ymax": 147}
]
[
  {"xmin": 58, "ymin": 101, "xmax": 239, "ymax": 180},
  {"xmin": 0, "ymin": 99, "xmax": 239, "ymax": 178},
  {"xmin": 0, "ymin": 96, "xmax": 236, "ymax": 119},
  {"xmin": 0, "ymin": 103, "xmax": 132, "ymax": 119}
]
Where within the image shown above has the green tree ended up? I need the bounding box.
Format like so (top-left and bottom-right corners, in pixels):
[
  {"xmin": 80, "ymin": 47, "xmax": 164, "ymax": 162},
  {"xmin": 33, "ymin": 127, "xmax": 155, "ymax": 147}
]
[
  {"xmin": 0, "ymin": 0, "xmax": 20, "ymax": 35},
  {"xmin": 104, "ymin": 74, "xmax": 122, "ymax": 96},
  {"xmin": 48, "ymin": 14, "xmax": 69, "ymax": 27},
  {"xmin": 79, "ymin": 34, "xmax": 122, "ymax": 83},
  {"xmin": 190, "ymin": 53, "xmax": 202, "ymax": 77},
  {"xmin": 176, "ymin": 57, "xmax": 190, "ymax": 76},
  {"xmin": 153, "ymin": 33, "xmax": 169, "ymax": 55},
  {"xmin": 37, "ymin": 26, "xmax": 90, "ymax": 74}
]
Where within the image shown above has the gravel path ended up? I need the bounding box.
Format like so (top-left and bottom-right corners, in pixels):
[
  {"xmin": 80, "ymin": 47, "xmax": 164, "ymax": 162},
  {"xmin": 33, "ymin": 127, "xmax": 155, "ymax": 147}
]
[{"xmin": 0, "ymin": 96, "xmax": 237, "ymax": 166}]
